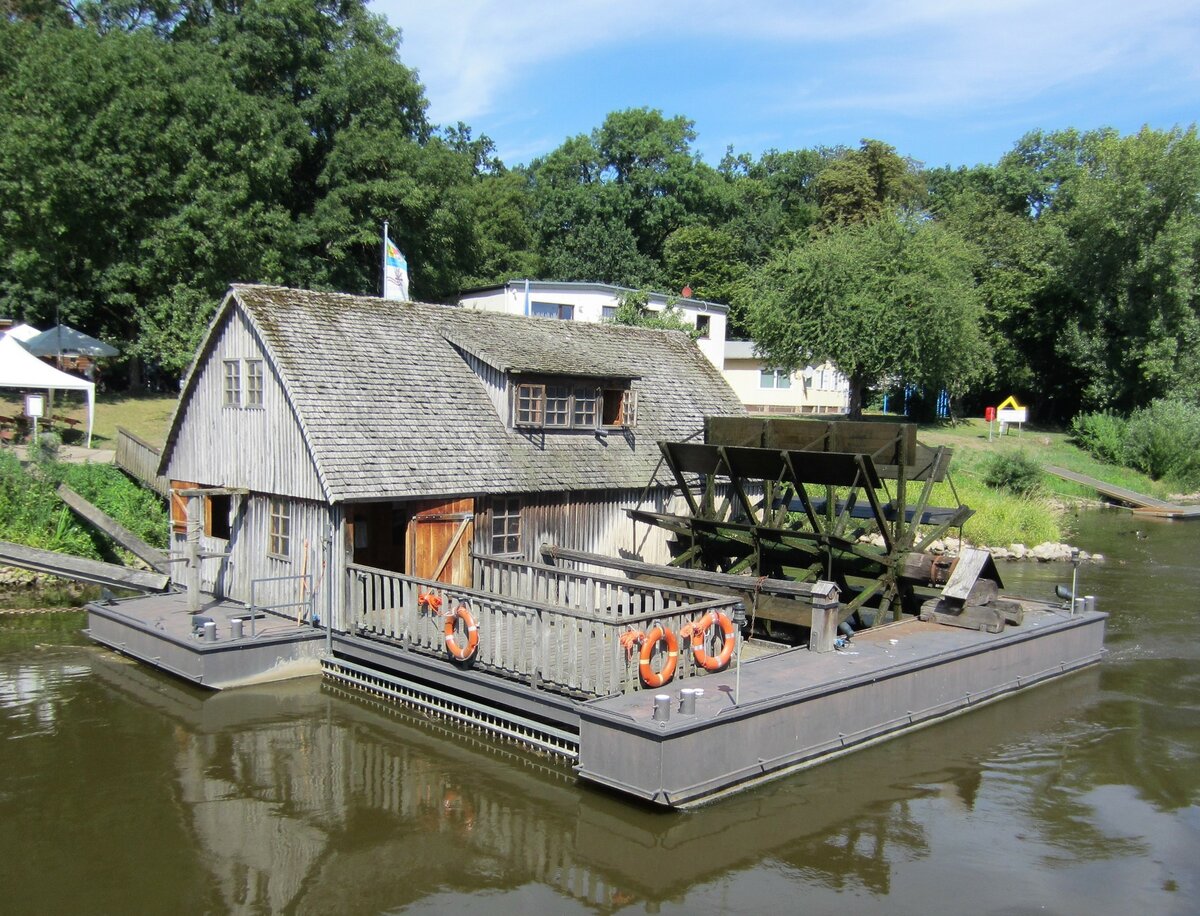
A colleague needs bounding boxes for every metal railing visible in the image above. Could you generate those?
[247,573,315,636]
[347,561,743,699]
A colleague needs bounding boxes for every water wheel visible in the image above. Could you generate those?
[632,416,978,629]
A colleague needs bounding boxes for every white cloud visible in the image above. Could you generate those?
[371,0,1200,154]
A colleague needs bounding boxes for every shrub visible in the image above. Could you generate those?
[1123,399,1200,488]
[0,453,168,558]
[28,430,62,465]
[1070,410,1128,465]
[983,450,1044,496]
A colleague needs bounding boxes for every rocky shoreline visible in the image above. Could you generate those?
[859,534,1103,563]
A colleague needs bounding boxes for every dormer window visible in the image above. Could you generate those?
[512,378,636,430]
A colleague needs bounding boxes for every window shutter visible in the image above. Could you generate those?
[621,389,637,427]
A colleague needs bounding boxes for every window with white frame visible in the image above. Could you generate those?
[268,497,290,558]
[531,301,574,320]
[759,368,792,389]
[245,360,264,407]
[223,360,241,406]
[491,496,521,553]
[601,305,618,320]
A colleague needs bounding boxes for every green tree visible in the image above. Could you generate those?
[0,1,485,375]
[745,215,988,416]
[814,139,924,226]
[980,126,1200,418]
[607,290,696,336]
[527,134,657,285]
[0,21,295,373]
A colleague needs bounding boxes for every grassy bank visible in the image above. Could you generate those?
[0,392,177,449]
[918,418,1174,548]
[0,450,168,562]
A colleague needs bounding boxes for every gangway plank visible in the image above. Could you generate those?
[56,484,170,573]
[1043,466,1200,518]
[0,540,169,592]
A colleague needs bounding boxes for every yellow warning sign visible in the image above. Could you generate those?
[997,395,1023,410]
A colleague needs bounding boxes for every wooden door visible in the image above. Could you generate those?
[407,497,475,587]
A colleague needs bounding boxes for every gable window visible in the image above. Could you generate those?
[268,498,290,558]
[544,385,571,427]
[223,360,241,406]
[513,379,635,430]
[696,314,711,339]
[491,496,521,553]
[573,386,598,427]
[532,301,574,320]
[245,360,264,408]
[760,369,792,390]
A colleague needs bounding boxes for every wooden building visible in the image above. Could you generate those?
[158,285,745,629]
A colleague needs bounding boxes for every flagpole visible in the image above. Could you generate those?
[382,220,388,298]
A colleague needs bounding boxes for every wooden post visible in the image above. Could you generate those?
[185,494,202,612]
[807,581,841,653]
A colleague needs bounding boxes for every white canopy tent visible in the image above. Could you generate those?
[2,323,42,343]
[0,333,94,447]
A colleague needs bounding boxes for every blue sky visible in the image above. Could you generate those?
[370,1,1198,171]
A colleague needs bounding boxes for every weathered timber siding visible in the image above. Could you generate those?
[165,308,325,502]
[171,494,334,623]
[456,346,509,420]
[114,428,169,497]
[475,487,678,568]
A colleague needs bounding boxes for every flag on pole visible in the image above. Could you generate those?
[383,231,410,301]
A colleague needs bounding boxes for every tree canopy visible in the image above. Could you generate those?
[745,216,989,417]
[0,4,1194,423]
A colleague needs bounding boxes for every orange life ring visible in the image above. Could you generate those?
[444,603,479,662]
[690,610,736,671]
[638,624,679,688]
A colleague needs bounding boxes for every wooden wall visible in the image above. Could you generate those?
[171,492,335,624]
[474,487,678,568]
[165,307,325,502]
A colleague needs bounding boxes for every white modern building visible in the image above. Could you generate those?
[457,281,849,416]
[458,280,727,370]
[723,341,850,415]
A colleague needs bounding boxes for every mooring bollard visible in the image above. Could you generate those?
[231,618,244,640]
[679,688,696,715]
[653,693,671,722]
[203,620,217,642]
[1073,597,1087,615]
[1085,595,1096,612]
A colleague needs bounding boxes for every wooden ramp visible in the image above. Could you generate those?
[114,427,169,497]
[0,540,169,592]
[56,484,170,573]
[1044,466,1200,518]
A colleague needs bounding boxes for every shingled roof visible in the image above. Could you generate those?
[171,285,744,503]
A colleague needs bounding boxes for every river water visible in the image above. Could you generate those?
[1,509,1197,915]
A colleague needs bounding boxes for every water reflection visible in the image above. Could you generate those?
[73,647,1114,913]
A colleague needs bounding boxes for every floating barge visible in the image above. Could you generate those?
[77,285,1106,807]
[85,551,1105,807]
